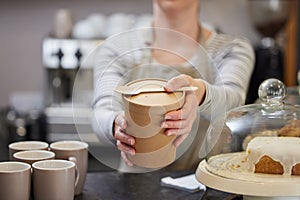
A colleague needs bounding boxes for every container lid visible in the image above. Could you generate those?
[220,78,300,153]
[124,79,185,107]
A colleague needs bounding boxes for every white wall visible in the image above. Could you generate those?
[201,0,260,43]
[0,0,260,107]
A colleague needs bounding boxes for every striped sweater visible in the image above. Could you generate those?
[92,28,255,146]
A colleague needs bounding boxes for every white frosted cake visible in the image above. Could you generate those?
[246,137,300,175]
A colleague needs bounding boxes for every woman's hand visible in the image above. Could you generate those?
[162,74,206,147]
[114,112,135,166]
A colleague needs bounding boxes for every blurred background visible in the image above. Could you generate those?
[0,0,299,170]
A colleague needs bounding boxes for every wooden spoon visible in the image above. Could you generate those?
[114,85,198,95]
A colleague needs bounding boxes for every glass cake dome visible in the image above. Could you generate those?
[196,78,300,200]
[208,78,300,157]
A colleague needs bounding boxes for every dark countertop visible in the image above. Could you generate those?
[74,169,242,200]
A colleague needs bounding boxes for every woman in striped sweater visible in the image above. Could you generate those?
[93,0,255,170]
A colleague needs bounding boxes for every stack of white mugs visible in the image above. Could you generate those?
[0,140,89,200]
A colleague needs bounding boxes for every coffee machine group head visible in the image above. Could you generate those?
[42,37,100,106]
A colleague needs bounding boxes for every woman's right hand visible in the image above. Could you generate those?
[114,111,135,166]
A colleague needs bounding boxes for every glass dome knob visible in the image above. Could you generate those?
[258,78,286,105]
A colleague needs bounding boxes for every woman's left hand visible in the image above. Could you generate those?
[162,74,206,147]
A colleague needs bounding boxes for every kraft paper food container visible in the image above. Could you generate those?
[123,78,185,138]
[127,136,176,169]
[129,126,176,168]
[122,78,185,168]
[133,129,176,153]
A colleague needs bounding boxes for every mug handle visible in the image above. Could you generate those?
[68,157,79,188]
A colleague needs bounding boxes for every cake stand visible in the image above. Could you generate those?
[195,152,300,200]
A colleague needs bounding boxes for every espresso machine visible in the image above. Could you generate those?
[42,37,100,143]
[42,37,100,105]
[246,0,292,104]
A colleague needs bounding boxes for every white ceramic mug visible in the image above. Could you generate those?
[0,161,31,200]
[32,159,79,200]
[9,141,49,160]
[50,140,88,195]
[13,150,55,165]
